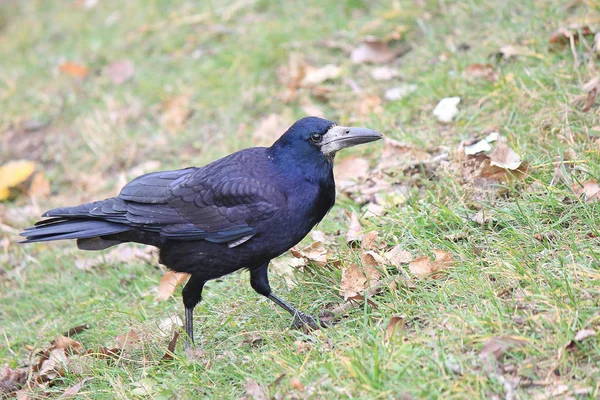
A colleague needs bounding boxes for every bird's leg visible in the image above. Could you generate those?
[249,263,325,330]
[181,275,206,348]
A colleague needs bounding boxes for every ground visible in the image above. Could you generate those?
[1,0,599,399]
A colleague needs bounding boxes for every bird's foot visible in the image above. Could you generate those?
[292,311,331,330]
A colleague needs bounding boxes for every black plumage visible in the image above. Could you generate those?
[21,116,382,345]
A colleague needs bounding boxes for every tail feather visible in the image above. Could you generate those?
[20,218,130,243]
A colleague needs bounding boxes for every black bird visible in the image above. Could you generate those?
[21,117,382,345]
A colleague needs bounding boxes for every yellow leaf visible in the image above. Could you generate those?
[0,160,36,200]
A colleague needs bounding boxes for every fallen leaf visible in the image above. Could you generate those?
[488,141,522,170]
[60,377,91,398]
[408,249,453,278]
[378,138,432,171]
[384,84,417,101]
[433,97,460,123]
[300,64,341,87]
[351,38,406,64]
[463,131,499,155]
[334,156,370,182]
[362,231,379,250]
[27,172,50,198]
[38,348,67,382]
[160,95,191,133]
[470,210,493,226]
[0,364,27,396]
[385,316,405,342]
[115,330,142,352]
[277,53,310,101]
[549,24,593,47]
[62,323,89,337]
[158,315,183,337]
[156,271,190,301]
[290,241,328,266]
[340,263,381,300]
[384,245,412,267]
[245,379,268,400]
[270,256,304,288]
[572,180,600,203]
[0,160,36,200]
[290,377,304,391]
[59,62,89,78]
[104,59,135,84]
[161,331,180,361]
[594,32,600,56]
[364,202,385,217]
[311,230,325,242]
[566,328,596,350]
[371,66,400,81]
[252,113,292,146]
[479,336,526,362]
[51,335,84,353]
[463,63,498,82]
[345,211,363,247]
[497,44,537,60]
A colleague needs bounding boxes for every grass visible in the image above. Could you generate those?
[1,0,600,398]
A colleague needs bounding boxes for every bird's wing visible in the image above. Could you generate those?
[118,165,285,244]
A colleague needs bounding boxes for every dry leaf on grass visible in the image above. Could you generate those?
[115,330,142,352]
[433,97,460,123]
[156,271,190,300]
[378,138,432,171]
[371,66,400,81]
[351,38,406,64]
[300,64,342,87]
[572,180,600,203]
[340,263,381,300]
[0,364,27,396]
[252,113,292,146]
[384,245,412,267]
[0,160,36,200]
[290,241,328,266]
[463,131,499,155]
[565,328,596,350]
[408,250,453,278]
[463,63,498,82]
[290,377,304,391]
[61,377,91,398]
[384,84,417,101]
[59,62,89,78]
[577,76,600,113]
[36,335,84,382]
[479,336,527,363]
[334,156,370,183]
[385,316,405,342]
[245,379,268,400]
[161,331,180,361]
[549,24,593,48]
[27,172,50,198]
[104,59,135,84]
[160,95,191,133]
[270,256,304,288]
[345,211,363,247]
[488,142,522,170]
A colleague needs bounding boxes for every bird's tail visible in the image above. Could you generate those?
[20,201,131,249]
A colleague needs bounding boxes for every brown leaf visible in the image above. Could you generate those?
[408,250,453,278]
[351,38,406,64]
[362,231,379,250]
[277,53,310,101]
[27,172,50,198]
[300,64,341,87]
[60,377,91,398]
[566,328,597,350]
[463,63,498,82]
[290,377,304,391]
[385,316,405,342]
[345,211,363,247]
[378,138,431,171]
[156,271,190,301]
[252,114,292,146]
[371,66,400,81]
[340,262,381,300]
[0,364,27,395]
[51,335,84,354]
[245,379,268,400]
[104,59,135,84]
[549,24,593,47]
[334,156,370,182]
[290,241,328,266]
[62,323,89,337]
[384,245,412,267]
[572,180,600,203]
[488,141,522,170]
[38,348,67,382]
[161,331,180,361]
[479,336,526,362]
[160,95,191,133]
[59,62,89,78]
[115,330,142,352]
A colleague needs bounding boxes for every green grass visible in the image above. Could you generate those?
[2,0,600,398]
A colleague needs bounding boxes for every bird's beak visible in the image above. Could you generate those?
[320,126,383,155]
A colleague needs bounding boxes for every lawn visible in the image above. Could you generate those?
[1,0,599,398]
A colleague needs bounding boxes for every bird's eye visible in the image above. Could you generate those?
[310,133,322,143]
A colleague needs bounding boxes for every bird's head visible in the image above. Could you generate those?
[270,117,382,161]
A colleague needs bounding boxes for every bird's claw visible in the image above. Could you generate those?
[292,311,330,330]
